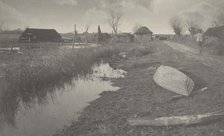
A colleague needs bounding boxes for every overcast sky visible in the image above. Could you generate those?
[0,0,224,34]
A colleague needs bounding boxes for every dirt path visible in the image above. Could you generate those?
[164,41,224,73]
[164,41,199,55]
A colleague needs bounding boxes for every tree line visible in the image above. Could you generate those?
[170,12,224,36]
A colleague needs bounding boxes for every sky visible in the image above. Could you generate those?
[0,0,224,34]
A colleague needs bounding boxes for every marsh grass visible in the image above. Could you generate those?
[0,43,155,125]
[3,47,117,92]
[0,45,121,125]
[2,43,153,90]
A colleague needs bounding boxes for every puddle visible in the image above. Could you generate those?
[0,63,126,136]
[60,43,101,49]
[93,63,127,78]
[0,47,20,51]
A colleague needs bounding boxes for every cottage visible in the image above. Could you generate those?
[134,26,153,43]
[117,33,134,43]
[19,28,62,42]
[204,26,224,40]
[153,34,174,40]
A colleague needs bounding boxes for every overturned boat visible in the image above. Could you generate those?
[153,65,194,96]
[128,111,224,127]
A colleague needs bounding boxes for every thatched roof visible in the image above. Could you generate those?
[134,26,153,35]
[19,28,61,42]
[204,26,224,39]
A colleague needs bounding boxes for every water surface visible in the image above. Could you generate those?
[0,63,126,136]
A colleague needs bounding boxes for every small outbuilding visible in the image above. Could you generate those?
[203,26,224,55]
[204,26,224,39]
[19,28,62,42]
[134,26,153,43]
[117,33,134,43]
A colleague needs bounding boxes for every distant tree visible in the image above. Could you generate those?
[108,9,123,37]
[170,16,183,36]
[186,20,201,36]
[213,12,224,27]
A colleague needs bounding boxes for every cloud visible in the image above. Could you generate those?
[0,0,37,29]
[99,0,153,10]
[53,0,78,6]
[80,7,109,32]
[84,7,107,21]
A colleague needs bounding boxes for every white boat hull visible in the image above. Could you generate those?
[153,65,194,96]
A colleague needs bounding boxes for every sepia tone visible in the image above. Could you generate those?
[0,0,224,136]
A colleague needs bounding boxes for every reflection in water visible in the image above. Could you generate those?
[0,63,126,136]
[93,63,127,78]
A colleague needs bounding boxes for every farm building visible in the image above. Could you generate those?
[134,26,153,43]
[19,28,62,42]
[203,26,224,55]
[204,26,224,39]
[117,33,134,43]
[153,34,174,40]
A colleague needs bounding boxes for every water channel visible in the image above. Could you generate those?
[0,63,126,136]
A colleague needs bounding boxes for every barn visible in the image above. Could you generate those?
[203,26,224,55]
[134,26,153,43]
[19,28,62,42]
[204,26,224,39]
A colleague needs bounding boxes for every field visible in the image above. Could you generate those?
[0,39,224,136]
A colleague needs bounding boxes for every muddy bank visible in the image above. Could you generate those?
[55,42,224,136]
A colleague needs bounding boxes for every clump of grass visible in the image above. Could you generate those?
[2,46,121,93]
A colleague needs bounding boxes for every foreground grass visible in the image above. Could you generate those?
[54,42,224,136]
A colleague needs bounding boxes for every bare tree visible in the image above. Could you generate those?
[84,22,91,44]
[213,13,224,27]
[186,20,201,36]
[170,16,183,36]
[108,9,123,37]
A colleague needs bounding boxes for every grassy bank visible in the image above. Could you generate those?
[54,41,224,136]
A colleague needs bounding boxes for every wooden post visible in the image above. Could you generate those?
[72,24,76,49]
[11,43,14,52]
